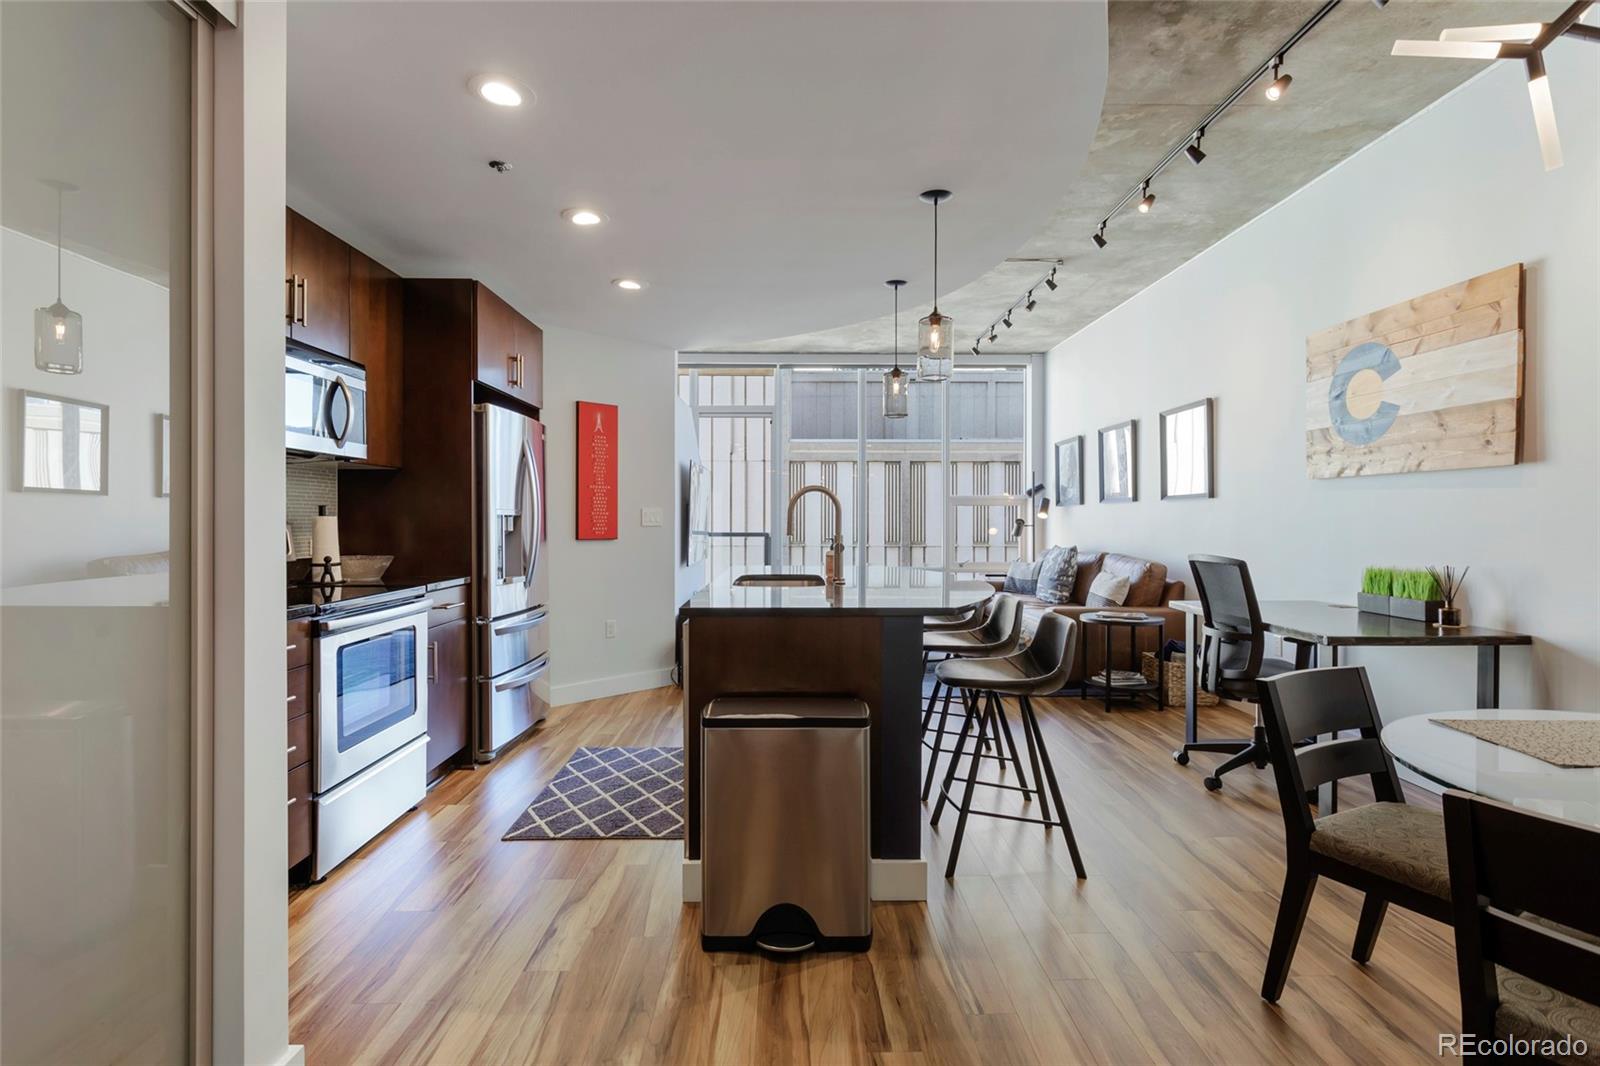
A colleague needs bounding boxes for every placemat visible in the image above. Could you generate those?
[1431,718,1600,768]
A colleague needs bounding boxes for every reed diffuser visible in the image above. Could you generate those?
[1427,565,1469,628]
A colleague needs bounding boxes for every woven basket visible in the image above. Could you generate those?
[1141,652,1218,707]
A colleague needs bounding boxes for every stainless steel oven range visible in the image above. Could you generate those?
[312,594,430,879]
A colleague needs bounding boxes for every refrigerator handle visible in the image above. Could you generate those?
[521,439,541,589]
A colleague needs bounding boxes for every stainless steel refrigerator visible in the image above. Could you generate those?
[473,401,550,760]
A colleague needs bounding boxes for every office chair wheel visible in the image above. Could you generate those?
[1173,749,1190,766]
[1203,775,1222,792]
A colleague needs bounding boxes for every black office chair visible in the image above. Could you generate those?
[1174,555,1295,791]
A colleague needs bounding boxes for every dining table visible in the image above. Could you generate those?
[1380,709,1600,828]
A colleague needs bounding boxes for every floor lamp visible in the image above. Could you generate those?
[1013,482,1051,562]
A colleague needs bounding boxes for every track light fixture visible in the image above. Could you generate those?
[1002,311,1013,328]
[970,344,981,357]
[1185,130,1207,165]
[1044,268,1058,291]
[988,326,998,343]
[1137,182,1155,213]
[1265,57,1293,100]
[1092,222,1108,249]
[971,260,1061,356]
[1025,291,1037,312]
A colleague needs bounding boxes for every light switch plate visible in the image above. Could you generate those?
[641,507,663,527]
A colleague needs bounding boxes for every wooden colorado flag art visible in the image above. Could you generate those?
[1305,264,1524,478]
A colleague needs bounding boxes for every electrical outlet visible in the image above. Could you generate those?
[604,619,617,639]
[641,507,663,527]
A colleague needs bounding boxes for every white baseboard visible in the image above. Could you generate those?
[680,858,928,903]
[270,1045,306,1066]
[551,667,674,707]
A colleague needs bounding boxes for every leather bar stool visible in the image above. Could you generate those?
[920,594,1024,799]
[930,612,1087,880]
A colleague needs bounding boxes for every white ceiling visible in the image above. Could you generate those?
[286,1,1108,351]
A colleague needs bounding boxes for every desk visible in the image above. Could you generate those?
[1382,710,1599,829]
[1171,600,1533,806]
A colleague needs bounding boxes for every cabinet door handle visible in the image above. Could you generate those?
[296,276,308,326]
[507,352,520,388]
[428,640,438,682]
[286,694,298,704]
[286,276,296,324]
[286,796,298,808]
[286,643,298,652]
[286,745,298,756]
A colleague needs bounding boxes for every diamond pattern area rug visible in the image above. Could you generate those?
[503,746,684,841]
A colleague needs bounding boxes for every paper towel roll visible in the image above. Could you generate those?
[311,513,342,583]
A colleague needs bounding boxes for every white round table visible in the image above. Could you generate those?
[1381,709,1600,828]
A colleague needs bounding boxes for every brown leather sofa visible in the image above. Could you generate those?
[1004,551,1187,687]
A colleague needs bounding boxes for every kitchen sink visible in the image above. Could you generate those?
[733,573,826,587]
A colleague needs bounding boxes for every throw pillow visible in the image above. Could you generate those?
[1001,557,1042,595]
[1034,545,1079,605]
[1085,570,1131,608]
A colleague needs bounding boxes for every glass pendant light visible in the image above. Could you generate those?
[881,279,908,419]
[916,189,954,382]
[34,181,83,375]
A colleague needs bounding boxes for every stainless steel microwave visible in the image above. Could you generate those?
[286,349,368,460]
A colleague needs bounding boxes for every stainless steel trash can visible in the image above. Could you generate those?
[701,696,871,953]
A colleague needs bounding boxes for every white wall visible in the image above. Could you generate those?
[1043,41,1599,721]
[542,325,677,705]
[1,228,171,586]
[212,3,299,1065]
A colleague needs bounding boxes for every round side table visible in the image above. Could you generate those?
[1079,612,1166,713]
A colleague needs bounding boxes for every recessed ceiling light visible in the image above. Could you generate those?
[469,74,531,108]
[612,278,645,291]
[562,208,605,227]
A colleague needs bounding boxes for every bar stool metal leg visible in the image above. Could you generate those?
[990,694,1032,797]
[929,690,976,825]
[1018,694,1051,822]
[1020,695,1086,878]
[921,683,957,801]
[943,692,995,878]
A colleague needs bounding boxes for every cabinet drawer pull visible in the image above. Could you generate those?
[286,695,298,704]
[286,643,298,652]
[432,602,464,611]
[286,796,298,808]
[287,745,298,756]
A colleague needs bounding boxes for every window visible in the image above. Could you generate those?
[679,364,1032,579]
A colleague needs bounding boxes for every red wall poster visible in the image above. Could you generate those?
[576,400,619,540]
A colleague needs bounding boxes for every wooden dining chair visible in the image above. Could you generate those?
[1255,666,1452,1003]
[1442,790,1600,1059]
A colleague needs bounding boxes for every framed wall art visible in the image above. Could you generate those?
[1098,419,1136,503]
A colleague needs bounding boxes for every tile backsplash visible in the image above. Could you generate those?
[286,462,337,559]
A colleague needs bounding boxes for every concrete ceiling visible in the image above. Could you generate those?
[721,0,1571,357]
[286,1,1108,351]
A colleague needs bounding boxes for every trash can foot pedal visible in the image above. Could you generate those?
[756,933,816,954]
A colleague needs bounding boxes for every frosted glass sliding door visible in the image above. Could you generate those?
[1,1,197,1061]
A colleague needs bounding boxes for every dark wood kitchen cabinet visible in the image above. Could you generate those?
[350,248,404,467]
[426,616,470,775]
[474,283,543,409]
[285,208,351,360]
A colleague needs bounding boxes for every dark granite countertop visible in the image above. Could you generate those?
[287,576,468,620]
[680,565,992,617]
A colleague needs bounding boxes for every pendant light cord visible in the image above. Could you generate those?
[55,185,63,301]
[892,284,900,371]
[931,197,939,312]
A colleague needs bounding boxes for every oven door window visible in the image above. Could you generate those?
[336,630,417,751]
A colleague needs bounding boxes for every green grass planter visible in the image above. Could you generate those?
[1358,567,1443,623]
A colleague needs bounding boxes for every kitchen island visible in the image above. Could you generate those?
[679,565,992,902]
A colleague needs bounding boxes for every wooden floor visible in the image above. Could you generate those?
[288,686,1458,1065]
